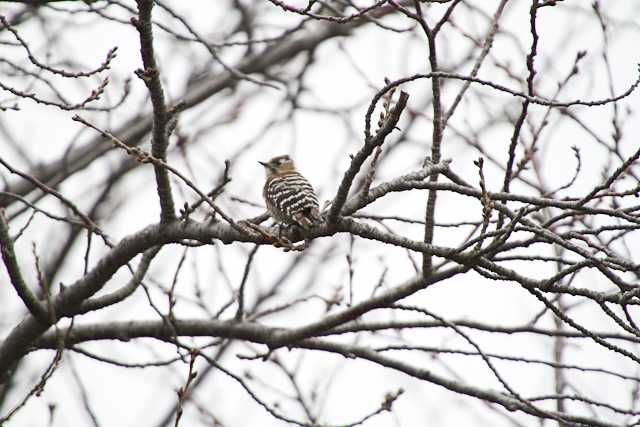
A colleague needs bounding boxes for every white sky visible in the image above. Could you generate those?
[1,1,640,426]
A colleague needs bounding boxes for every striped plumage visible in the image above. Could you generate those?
[260,155,321,230]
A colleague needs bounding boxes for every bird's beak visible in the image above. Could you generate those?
[258,161,267,167]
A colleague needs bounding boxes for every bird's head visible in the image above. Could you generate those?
[259,155,295,176]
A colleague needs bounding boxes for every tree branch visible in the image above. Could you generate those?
[0,209,48,323]
[132,0,176,223]
[328,91,409,223]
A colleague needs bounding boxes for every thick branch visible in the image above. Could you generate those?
[133,0,176,223]
[328,91,409,223]
[33,319,619,427]
[0,210,48,323]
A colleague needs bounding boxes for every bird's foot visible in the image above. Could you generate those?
[242,221,305,252]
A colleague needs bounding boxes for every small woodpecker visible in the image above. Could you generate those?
[259,155,322,230]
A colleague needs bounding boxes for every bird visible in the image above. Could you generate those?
[259,155,322,231]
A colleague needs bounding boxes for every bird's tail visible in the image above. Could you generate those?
[294,207,322,230]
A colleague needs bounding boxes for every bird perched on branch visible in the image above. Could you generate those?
[259,155,322,231]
